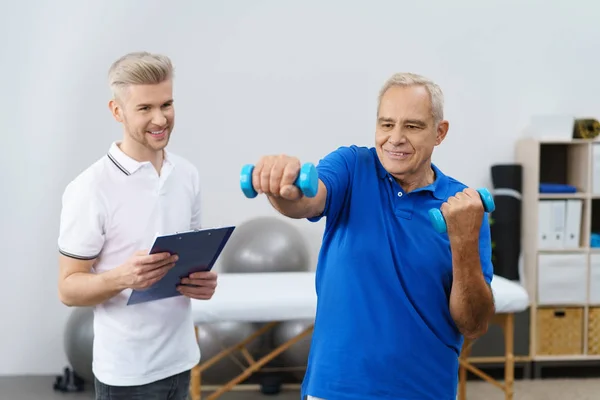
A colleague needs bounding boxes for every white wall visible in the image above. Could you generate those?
[2,0,599,376]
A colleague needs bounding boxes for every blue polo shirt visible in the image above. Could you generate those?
[301,145,494,400]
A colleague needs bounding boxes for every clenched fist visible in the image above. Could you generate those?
[440,187,485,242]
[251,154,303,200]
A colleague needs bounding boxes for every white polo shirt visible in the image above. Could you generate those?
[58,141,202,386]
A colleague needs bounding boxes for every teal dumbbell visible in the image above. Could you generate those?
[428,188,495,234]
[240,163,319,199]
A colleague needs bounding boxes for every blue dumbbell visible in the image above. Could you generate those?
[240,163,319,199]
[428,188,495,234]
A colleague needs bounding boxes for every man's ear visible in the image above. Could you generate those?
[108,99,124,123]
[435,120,449,146]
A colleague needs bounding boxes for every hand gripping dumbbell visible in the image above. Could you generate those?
[428,188,495,234]
[240,163,319,199]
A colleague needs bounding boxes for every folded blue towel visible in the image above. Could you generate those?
[539,183,577,193]
[591,233,600,248]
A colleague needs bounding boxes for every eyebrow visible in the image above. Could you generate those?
[404,119,427,127]
[377,117,427,127]
[136,99,174,108]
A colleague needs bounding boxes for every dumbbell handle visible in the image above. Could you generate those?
[240,163,319,199]
[428,188,495,234]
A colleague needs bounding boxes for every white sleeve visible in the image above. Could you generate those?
[190,167,202,230]
[57,180,106,260]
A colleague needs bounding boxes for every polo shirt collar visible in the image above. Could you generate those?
[374,149,448,200]
[107,141,172,176]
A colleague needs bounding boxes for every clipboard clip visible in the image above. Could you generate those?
[174,229,212,236]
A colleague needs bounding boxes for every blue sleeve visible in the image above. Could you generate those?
[479,213,494,285]
[307,146,357,224]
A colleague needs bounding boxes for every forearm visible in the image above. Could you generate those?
[267,180,327,219]
[448,238,495,339]
[268,196,320,219]
[59,269,125,307]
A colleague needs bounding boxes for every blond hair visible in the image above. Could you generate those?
[108,51,174,100]
[378,72,444,123]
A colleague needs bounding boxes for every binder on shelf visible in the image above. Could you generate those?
[538,200,567,249]
[549,200,566,248]
[563,199,582,248]
[538,200,552,249]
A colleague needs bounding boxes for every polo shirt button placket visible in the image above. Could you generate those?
[153,171,161,196]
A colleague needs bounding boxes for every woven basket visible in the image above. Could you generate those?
[588,307,600,355]
[536,307,583,355]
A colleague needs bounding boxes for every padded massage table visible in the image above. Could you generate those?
[188,272,529,400]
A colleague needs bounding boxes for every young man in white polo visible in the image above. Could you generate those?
[57,51,216,400]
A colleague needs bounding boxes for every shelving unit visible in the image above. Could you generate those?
[516,138,600,363]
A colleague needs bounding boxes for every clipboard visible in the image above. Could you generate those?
[127,225,235,306]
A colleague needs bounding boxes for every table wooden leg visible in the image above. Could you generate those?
[503,314,514,400]
[205,325,313,399]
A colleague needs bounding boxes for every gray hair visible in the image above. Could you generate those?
[377,72,444,124]
[108,51,174,100]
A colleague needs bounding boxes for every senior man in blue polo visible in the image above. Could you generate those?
[248,72,495,400]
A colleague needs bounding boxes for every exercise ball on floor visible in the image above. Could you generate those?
[220,216,310,273]
[196,321,262,385]
[64,307,95,382]
[272,319,313,381]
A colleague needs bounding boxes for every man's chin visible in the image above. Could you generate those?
[145,138,170,152]
[383,160,409,175]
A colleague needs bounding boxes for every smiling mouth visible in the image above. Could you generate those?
[385,150,411,159]
[147,128,168,137]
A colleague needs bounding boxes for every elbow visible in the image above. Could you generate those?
[460,309,495,340]
[58,282,79,307]
[58,289,75,307]
[461,323,489,340]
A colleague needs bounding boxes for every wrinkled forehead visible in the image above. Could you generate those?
[377,85,433,122]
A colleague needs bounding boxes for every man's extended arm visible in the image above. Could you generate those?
[253,146,357,222]
[448,237,495,339]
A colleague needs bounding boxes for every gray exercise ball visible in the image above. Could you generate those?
[220,216,310,273]
[272,319,313,381]
[64,307,95,382]
[196,321,262,384]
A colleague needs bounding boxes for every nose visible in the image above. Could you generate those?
[388,127,407,146]
[152,110,167,126]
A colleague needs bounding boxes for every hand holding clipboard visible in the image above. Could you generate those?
[127,225,235,306]
[114,250,180,291]
[176,270,218,300]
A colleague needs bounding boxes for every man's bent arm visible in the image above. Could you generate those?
[58,255,125,307]
[448,238,495,339]
[268,180,328,219]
